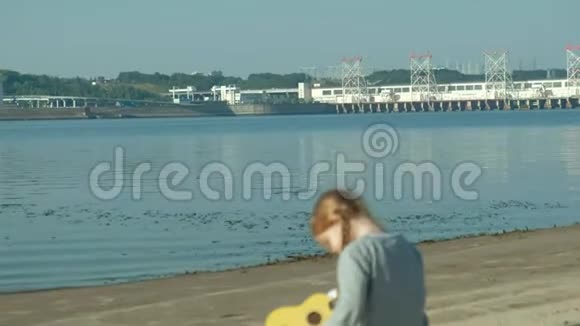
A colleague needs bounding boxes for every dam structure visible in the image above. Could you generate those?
[169,47,580,113]
[319,48,580,113]
[3,47,580,115]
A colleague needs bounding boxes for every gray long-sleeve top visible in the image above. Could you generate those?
[325,233,428,326]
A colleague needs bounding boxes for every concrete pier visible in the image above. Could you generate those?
[332,97,578,114]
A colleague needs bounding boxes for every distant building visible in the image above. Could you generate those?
[90,76,108,86]
[213,85,241,105]
[298,82,312,102]
[0,78,4,107]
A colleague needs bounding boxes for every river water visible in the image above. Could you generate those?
[1,110,580,292]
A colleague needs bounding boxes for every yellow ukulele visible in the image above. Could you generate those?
[265,289,338,326]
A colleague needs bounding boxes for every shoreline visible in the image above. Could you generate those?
[0,225,569,296]
[0,105,578,122]
[0,106,210,121]
[0,103,338,121]
[2,224,580,325]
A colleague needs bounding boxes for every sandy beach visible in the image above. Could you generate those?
[1,225,579,326]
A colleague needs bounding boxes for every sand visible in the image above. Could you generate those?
[1,225,580,326]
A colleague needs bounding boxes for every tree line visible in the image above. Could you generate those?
[1,68,567,101]
[366,69,567,85]
[0,70,163,101]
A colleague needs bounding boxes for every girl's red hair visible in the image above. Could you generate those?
[311,190,371,246]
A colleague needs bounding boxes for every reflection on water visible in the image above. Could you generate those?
[1,111,580,292]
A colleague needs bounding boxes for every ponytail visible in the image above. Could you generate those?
[338,208,352,250]
[311,189,371,249]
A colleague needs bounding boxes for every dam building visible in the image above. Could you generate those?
[169,85,302,105]
[310,79,577,107]
[167,78,579,111]
[4,78,579,111]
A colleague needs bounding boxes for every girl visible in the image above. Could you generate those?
[311,190,428,326]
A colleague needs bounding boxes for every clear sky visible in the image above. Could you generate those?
[1,0,579,78]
